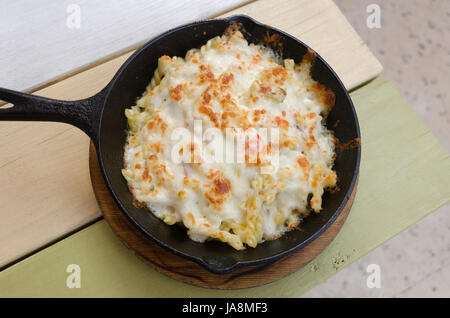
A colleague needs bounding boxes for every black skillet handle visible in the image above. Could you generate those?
[0,87,105,144]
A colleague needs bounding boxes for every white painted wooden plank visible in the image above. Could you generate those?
[0,0,248,92]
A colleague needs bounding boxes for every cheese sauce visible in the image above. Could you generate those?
[122,31,337,250]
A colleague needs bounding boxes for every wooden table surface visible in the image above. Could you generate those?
[1,0,448,296]
[0,0,247,92]
[0,0,382,269]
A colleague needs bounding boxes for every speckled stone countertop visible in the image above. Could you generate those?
[305,0,450,297]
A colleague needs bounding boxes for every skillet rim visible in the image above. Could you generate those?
[96,14,361,274]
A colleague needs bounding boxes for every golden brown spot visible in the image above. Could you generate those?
[202,92,211,105]
[198,65,217,84]
[263,32,283,50]
[199,105,219,126]
[142,167,151,181]
[205,192,225,207]
[297,157,308,168]
[220,73,234,85]
[214,178,230,195]
[252,54,263,64]
[155,164,172,180]
[288,221,300,231]
[274,116,290,129]
[262,69,272,80]
[309,83,336,109]
[306,122,317,149]
[150,142,161,153]
[252,109,267,123]
[297,157,310,179]
[207,169,220,180]
[223,22,243,37]
[258,85,271,94]
[303,48,316,63]
[187,212,195,225]
[272,66,285,76]
[222,111,237,120]
[147,121,154,130]
[170,84,186,101]
[204,172,231,209]
[322,89,336,108]
[220,93,236,109]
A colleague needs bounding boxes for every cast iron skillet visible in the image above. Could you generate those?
[0,15,360,274]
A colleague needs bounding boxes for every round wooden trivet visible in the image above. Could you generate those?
[88,143,357,289]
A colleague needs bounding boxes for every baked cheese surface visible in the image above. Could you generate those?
[122,31,337,250]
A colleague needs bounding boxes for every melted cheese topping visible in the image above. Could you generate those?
[122,31,337,250]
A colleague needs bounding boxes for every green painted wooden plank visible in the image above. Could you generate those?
[1,78,449,297]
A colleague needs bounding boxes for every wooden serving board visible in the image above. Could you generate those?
[89,144,357,289]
